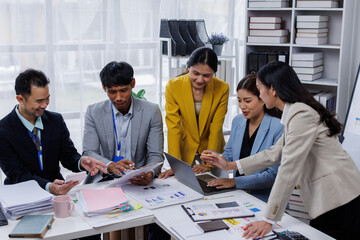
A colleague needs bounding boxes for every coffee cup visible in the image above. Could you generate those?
[52,195,74,218]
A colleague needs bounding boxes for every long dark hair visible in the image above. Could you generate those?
[178,47,218,76]
[257,61,341,136]
[237,74,282,119]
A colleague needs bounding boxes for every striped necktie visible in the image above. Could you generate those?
[32,127,41,151]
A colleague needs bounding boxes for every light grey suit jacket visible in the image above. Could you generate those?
[239,102,360,221]
[82,97,164,175]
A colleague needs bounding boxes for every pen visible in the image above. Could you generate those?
[203,194,234,200]
[201,153,223,157]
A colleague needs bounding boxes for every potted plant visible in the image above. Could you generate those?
[132,89,147,100]
[209,33,229,56]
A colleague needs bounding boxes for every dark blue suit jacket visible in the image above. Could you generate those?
[0,107,81,189]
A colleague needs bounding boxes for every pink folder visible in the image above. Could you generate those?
[81,187,128,212]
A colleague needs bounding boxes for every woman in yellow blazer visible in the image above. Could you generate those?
[203,61,360,239]
[159,47,229,178]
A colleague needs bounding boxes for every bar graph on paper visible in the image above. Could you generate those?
[121,177,203,209]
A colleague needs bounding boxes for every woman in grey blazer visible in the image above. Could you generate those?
[202,61,360,239]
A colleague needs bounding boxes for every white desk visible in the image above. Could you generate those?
[0,182,154,240]
[153,191,334,240]
[0,180,334,240]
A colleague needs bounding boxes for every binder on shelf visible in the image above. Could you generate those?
[277,51,288,62]
[168,20,186,56]
[248,53,259,74]
[314,91,325,102]
[258,53,268,71]
[247,50,289,74]
[187,19,211,49]
[319,92,336,113]
[178,20,197,55]
[159,19,175,56]
[160,19,211,56]
[195,19,211,48]
[267,52,277,63]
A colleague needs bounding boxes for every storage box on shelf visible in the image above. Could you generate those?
[245,0,354,123]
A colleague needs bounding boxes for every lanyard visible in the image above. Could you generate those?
[28,129,43,171]
[111,105,121,156]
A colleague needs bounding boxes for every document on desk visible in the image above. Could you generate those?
[74,198,153,228]
[182,201,254,222]
[107,162,163,188]
[121,177,203,209]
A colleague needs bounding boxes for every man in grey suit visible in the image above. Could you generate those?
[83,61,169,240]
[82,61,164,185]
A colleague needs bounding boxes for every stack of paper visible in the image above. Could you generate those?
[77,187,132,217]
[0,180,53,220]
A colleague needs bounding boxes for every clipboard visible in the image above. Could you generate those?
[181,201,255,222]
[9,215,54,238]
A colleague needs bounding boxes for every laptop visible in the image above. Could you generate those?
[164,152,236,196]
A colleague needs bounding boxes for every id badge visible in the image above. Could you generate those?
[113,155,124,163]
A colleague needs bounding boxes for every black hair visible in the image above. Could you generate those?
[257,61,341,136]
[186,47,218,73]
[15,69,49,98]
[237,74,282,119]
[100,61,134,88]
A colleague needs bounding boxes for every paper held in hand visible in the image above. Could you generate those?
[107,162,163,187]
[65,171,87,183]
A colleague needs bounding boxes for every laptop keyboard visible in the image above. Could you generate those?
[197,178,224,193]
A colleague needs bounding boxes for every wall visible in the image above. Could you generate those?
[349,1,360,102]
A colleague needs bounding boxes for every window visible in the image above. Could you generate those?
[0,0,245,153]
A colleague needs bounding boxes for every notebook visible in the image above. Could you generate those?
[164,153,235,196]
[9,215,54,238]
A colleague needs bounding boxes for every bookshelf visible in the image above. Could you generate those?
[244,0,355,123]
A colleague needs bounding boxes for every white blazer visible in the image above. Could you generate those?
[239,102,360,221]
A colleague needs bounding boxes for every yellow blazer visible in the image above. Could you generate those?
[165,74,229,165]
[239,103,360,221]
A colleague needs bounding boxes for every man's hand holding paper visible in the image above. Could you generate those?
[107,159,136,175]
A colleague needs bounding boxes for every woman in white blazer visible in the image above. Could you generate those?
[202,61,360,239]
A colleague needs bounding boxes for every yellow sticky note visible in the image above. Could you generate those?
[225,218,240,225]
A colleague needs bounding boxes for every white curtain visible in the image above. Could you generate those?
[0,0,245,152]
